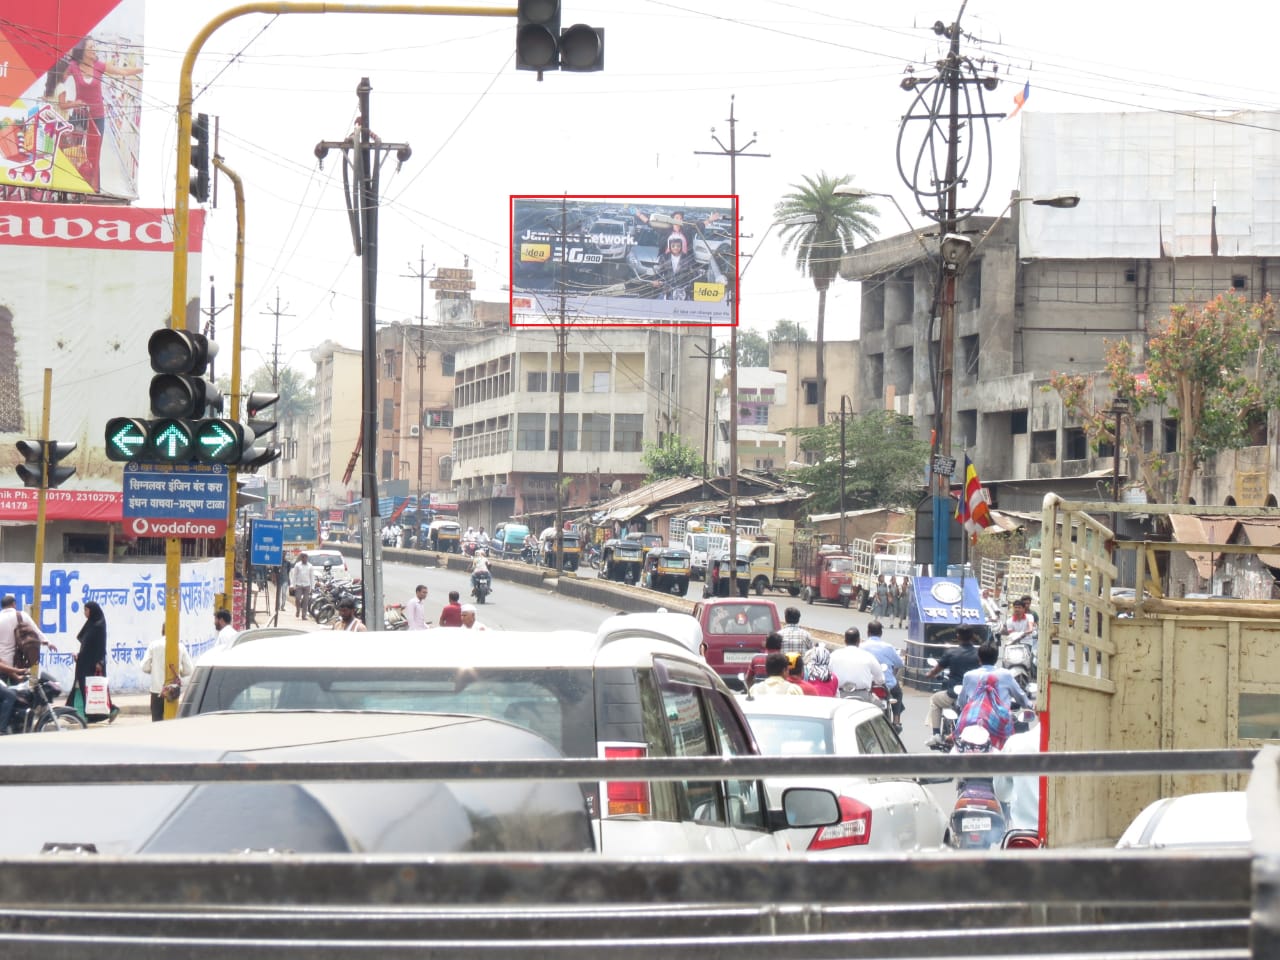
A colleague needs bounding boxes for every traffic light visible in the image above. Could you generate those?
[193,418,248,465]
[241,391,281,472]
[515,1,604,74]
[15,440,76,488]
[147,418,195,463]
[104,417,149,462]
[516,0,560,72]
[148,328,221,418]
[190,112,210,203]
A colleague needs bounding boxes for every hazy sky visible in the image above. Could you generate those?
[131,0,1278,380]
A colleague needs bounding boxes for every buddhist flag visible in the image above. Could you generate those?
[954,454,993,538]
[1008,80,1030,119]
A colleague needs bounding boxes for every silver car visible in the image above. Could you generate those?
[742,695,949,853]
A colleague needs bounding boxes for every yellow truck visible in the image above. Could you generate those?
[736,518,806,596]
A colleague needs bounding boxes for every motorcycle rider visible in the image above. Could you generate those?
[955,641,1026,725]
[862,620,905,731]
[471,549,492,598]
[828,627,885,694]
[925,625,982,748]
[1002,597,1036,641]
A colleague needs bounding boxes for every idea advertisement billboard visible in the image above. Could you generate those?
[0,0,146,200]
[0,200,206,521]
[510,195,737,327]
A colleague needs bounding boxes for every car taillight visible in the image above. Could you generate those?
[604,745,650,816]
[807,795,871,850]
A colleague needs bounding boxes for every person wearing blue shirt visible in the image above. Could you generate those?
[861,620,905,731]
[956,642,1027,717]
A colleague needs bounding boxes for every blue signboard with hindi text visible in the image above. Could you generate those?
[249,519,285,567]
[121,463,230,521]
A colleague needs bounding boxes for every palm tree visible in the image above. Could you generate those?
[775,173,878,426]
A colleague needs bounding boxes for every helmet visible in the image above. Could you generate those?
[956,724,993,752]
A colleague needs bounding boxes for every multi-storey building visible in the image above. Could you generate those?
[450,327,708,530]
[307,340,363,511]
[841,110,1280,513]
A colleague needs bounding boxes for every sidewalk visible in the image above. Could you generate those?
[115,611,329,717]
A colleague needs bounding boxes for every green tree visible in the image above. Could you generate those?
[775,172,878,426]
[786,409,926,512]
[737,329,769,367]
[642,434,703,482]
[1049,291,1280,502]
[768,320,809,344]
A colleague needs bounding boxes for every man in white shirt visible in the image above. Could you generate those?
[141,630,194,722]
[751,653,804,697]
[460,603,487,631]
[827,626,885,692]
[0,594,46,672]
[289,553,315,620]
[207,608,237,657]
[406,584,430,630]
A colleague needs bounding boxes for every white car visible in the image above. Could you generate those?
[1116,791,1249,849]
[741,695,949,854]
[180,613,837,857]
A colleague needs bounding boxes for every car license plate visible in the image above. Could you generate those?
[723,651,756,664]
[961,816,992,833]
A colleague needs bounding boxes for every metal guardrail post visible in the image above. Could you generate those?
[1252,744,1280,959]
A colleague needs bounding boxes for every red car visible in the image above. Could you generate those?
[692,597,781,678]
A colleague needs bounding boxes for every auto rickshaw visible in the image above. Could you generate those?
[624,531,664,564]
[540,527,581,572]
[799,547,856,608]
[428,519,461,554]
[643,547,691,595]
[901,576,994,690]
[598,538,644,583]
[703,553,752,598]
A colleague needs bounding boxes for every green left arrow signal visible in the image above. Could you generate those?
[104,418,148,462]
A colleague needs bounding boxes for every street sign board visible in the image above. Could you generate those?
[249,518,285,567]
[930,454,957,478]
[272,506,320,547]
[122,463,230,520]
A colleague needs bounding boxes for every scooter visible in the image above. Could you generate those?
[471,570,492,605]
[947,725,1007,850]
[999,631,1038,699]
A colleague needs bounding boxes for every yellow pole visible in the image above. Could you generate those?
[213,156,245,616]
[29,369,51,680]
[167,2,517,716]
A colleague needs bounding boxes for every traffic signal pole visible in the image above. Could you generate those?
[29,369,51,674]
[211,155,245,641]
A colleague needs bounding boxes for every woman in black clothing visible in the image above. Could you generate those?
[68,600,116,722]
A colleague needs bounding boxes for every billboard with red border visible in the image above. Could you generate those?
[511,195,738,327]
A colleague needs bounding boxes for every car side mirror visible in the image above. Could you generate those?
[775,786,840,830]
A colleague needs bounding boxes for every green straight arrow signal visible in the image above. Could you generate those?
[109,422,146,458]
[154,423,190,460]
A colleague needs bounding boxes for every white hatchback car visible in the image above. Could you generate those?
[741,695,949,854]
[1116,791,1249,849]
[181,613,837,856]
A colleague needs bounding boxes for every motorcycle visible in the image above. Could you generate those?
[837,682,892,725]
[384,603,409,631]
[584,543,602,570]
[5,673,86,734]
[471,570,492,605]
[947,724,1007,849]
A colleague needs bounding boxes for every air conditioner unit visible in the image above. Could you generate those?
[409,425,420,437]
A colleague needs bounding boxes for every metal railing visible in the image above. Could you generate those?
[0,746,1273,958]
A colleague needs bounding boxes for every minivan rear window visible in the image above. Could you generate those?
[193,667,596,755]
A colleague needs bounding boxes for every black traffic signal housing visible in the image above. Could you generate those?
[193,418,248,465]
[190,112,210,203]
[15,440,76,488]
[241,391,281,472]
[148,328,222,419]
[146,418,196,463]
[516,1,604,75]
[104,417,150,462]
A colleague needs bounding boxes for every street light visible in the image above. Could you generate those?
[827,395,854,550]
[834,186,935,262]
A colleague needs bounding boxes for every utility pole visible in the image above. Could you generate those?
[315,77,411,628]
[695,95,768,595]
[258,289,292,506]
[554,197,568,575]
[896,2,998,576]
[402,248,434,539]
[201,275,230,382]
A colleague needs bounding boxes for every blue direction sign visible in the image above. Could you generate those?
[249,518,285,566]
[272,506,320,546]
[122,463,230,520]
